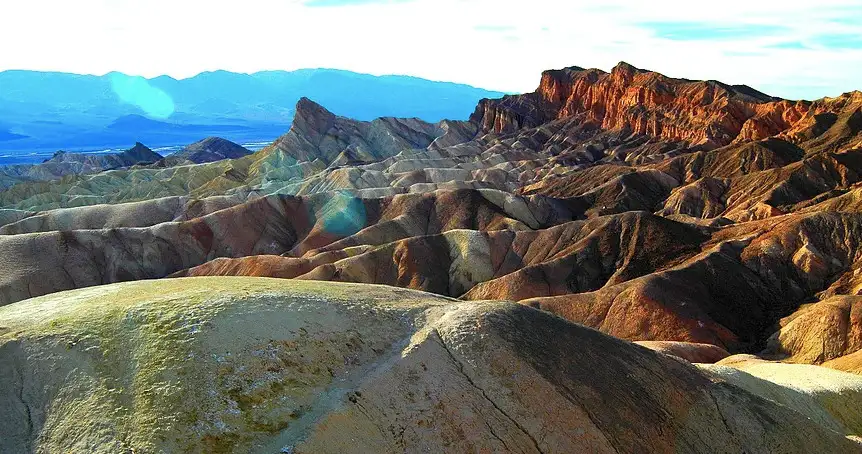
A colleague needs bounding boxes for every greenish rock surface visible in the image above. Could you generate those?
[1,277,861,453]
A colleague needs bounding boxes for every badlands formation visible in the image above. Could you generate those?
[3,62,862,452]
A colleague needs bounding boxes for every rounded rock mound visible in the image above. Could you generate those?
[0,277,860,453]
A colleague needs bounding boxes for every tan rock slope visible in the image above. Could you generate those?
[1,62,862,391]
[0,190,574,305]
[1,278,860,453]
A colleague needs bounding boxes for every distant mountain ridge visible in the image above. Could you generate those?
[159,137,252,166]
[0,142,163,189]
[0,68,506,152]
[46,142,163,167]
[6,62,862,454]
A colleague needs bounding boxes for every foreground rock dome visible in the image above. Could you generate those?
[1,277,860,453]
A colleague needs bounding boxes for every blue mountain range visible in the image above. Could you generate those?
[0,69,505,152]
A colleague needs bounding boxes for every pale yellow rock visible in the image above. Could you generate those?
[707,355,862,435]
[1,278,860,453]
[444,229,495,295]
[764,296,862,365]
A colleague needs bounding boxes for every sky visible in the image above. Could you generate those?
[1,0,861,100]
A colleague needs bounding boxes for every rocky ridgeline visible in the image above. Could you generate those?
[2,63,862,452]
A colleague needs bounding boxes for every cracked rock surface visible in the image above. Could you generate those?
[0,277,860,453]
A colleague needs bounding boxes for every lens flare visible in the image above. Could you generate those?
[109,73,175,119]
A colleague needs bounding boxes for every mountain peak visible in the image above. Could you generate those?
[129,142,151,152]
[292,97,337,139]
[612,61,641,72]
[39,142,161,169]
[120,142,162,163]
[611,61,644,81]
[295,97,335,117]
[162,137,250,165]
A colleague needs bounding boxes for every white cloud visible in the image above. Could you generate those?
[0,0,860,99]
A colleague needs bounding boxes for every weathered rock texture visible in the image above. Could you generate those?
[5,64,862,453]
[1,62,862,389]
[1,278,860,453]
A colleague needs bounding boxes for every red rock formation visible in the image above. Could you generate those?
[472,62,812,150]
[6,62,862,375]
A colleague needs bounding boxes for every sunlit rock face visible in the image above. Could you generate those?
[471,62,811,149]
[2,278,861,453]
[3,63,862,453]
[2,68,862,342]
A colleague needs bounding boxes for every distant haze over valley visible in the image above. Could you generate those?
[5,0,862,450]
[0,68,505,157]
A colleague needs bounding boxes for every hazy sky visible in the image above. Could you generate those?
[1,0,861,100]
